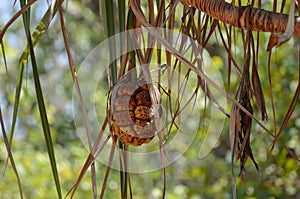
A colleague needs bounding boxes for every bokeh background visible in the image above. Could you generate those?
[0,0,299,198]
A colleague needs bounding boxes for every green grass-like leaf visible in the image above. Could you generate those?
[10,0,59,144]
[0,39,8,73]
[104,0,128,198]
[19,0,62,198]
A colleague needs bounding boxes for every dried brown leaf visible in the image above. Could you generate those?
[252,61,268,120]
[267,33,279,51]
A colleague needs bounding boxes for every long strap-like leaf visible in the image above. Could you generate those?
[20,0,62,198]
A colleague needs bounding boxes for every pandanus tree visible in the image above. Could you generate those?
[0,0,299,198]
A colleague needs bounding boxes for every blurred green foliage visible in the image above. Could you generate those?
[0,0,299,199]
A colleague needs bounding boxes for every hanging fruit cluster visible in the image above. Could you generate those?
[110,80,161,146]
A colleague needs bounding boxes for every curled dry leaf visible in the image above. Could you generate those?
[267,33,279,51]
[229,104,240,199]
[252,61,268,120]
[230,37,259,184]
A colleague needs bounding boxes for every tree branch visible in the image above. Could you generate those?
[180,0,300,36]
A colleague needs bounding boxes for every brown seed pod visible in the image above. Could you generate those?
[110,79,161,146]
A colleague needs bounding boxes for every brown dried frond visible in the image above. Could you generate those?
[231,31,259,183]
